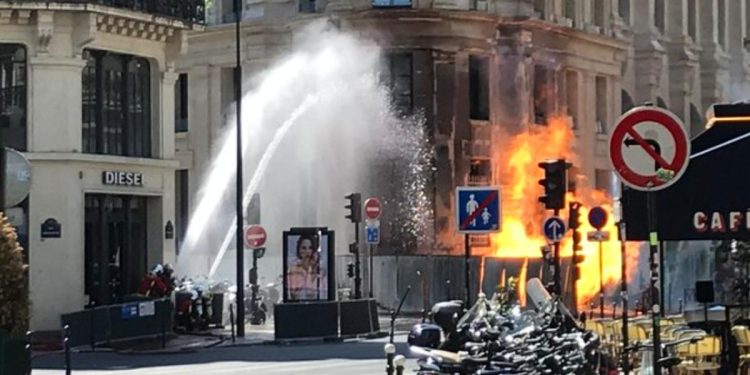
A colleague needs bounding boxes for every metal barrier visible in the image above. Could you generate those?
[0,329,31,375]
[61,298,173,348]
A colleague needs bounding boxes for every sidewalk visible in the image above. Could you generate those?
[33,313,422,356]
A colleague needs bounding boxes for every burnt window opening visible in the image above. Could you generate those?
[565,70,579,129]
[0,44,26,151]
[534,65,551,125]
[175,73,188,133]
[469,55,489,121]
[595,76,607,134]
[82,49,151,157]
[469,159,491,185]
[382,53,413,115]
[564,0,576,20]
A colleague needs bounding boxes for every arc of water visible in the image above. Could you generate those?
[208,93,322,278]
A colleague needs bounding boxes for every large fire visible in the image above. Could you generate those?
[489,117,641,309]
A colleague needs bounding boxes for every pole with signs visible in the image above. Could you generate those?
[609,105,690,374]
[364,198,381,299]
[456,187,501,306]
[588,206,608,319]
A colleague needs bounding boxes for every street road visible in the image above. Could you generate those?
[33,336,414,375]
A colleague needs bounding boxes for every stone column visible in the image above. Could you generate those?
[664,0,698,123]
[160,70,179,159]
[727,0,750,87]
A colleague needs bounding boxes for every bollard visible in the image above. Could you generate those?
[230,303,236,344]
[88,303,96,351]
[25,331,32,375]
[384,343,395,375]
[161,302,167,349]
[63,325,71,375]
[394,354,405,375]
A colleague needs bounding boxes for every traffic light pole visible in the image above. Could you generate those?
[354,221,362,299]
[464,234,471,307]
[618,218,630,375]
[553,209,561,297]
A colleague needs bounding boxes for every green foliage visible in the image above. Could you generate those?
[0,213,29,336]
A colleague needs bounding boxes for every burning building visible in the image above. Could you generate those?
[175,0,749,311]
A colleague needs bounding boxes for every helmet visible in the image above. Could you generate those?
[152,264,163,275]
[407,323,442,348]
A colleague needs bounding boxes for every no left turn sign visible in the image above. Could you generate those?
[609,106,690,191]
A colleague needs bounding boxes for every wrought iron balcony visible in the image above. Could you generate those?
[12,0,206,24]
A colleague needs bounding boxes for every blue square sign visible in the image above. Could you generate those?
[121,303,139,320]
[366,225,380,245]
[456,186,502,234]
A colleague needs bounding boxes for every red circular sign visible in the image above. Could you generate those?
[244,225,267,249]
[364,197,381,220]
[609,107,690,191]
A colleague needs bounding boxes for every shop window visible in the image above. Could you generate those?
[595,76,607,134]
[0,44,26,151]
[82,49,151,157]
[175,73,188,133]
[469,55,489,121]
[382,53,413,115]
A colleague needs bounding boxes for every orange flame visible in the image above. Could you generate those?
[490,117,640,309]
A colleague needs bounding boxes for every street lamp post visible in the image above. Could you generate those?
[234,0,245,338]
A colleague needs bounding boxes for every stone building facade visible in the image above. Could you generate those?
[0,1,202,330]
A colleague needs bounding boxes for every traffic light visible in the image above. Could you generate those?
[537,159,571,210]
[347,263,355,278]
[348,242,358,254]
[345,193,362,223]
[568,202,582,230]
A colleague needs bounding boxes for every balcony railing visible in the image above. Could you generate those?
[13,0,206,24]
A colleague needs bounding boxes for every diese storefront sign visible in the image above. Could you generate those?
[102,171,143,187]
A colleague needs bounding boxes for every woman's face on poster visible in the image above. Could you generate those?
[298,238,314,260]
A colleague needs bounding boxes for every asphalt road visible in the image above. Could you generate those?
[32,335,415,375]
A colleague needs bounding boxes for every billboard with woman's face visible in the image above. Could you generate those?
[283,228,335,302]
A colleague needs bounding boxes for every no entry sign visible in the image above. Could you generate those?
[364,197,381,220]
[244,225,267,249]
[609,106,690,191]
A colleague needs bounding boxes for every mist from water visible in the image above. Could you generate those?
[176,21,433,284]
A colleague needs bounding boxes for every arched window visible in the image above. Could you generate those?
[0,44,26,151]
[619,0,631,25]
[82,49,151,157]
